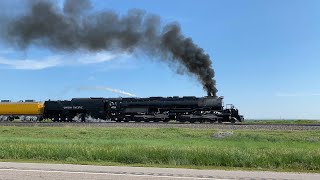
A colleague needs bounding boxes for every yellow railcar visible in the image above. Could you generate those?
[0,102,44,115]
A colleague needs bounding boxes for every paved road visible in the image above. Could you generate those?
[0,162,319,180]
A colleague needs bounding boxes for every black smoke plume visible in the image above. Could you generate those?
[1,0,217,96]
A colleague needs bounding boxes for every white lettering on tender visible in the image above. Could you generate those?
[63,106,83,110]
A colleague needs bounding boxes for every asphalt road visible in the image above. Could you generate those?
[0,162,319,180]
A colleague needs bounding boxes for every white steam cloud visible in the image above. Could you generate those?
[78,86,137,97]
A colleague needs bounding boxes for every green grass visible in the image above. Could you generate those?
[0,126,319,172]
[246,119,320,124]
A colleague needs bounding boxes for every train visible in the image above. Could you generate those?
[0,96,244,123]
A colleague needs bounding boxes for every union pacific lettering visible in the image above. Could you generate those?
[63,106,83,110]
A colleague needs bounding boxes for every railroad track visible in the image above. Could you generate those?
[0,121,320,130]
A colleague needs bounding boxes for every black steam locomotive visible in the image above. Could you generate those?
[43,96,244,123]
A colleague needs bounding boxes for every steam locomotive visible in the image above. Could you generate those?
[0,96,243,123]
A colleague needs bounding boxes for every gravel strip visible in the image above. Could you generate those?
[0,122,320,130]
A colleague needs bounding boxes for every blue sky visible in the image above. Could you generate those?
[0,0,320,119]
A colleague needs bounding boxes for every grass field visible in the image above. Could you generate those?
[0,126,319,172]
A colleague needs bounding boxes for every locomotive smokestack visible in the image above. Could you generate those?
[0,0,217,96]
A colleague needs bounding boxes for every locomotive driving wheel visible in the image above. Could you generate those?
[230,117,237,124]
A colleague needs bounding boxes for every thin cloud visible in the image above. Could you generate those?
[77,52,119,64]
[0,49,14,54]
[276,93,320,97]
[0,51,130,70]
[0,56,62,70]
[87,76,96,81]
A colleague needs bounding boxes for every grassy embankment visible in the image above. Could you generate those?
[0,126,319,172]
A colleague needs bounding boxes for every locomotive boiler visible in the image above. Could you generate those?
[109,96,242,123]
